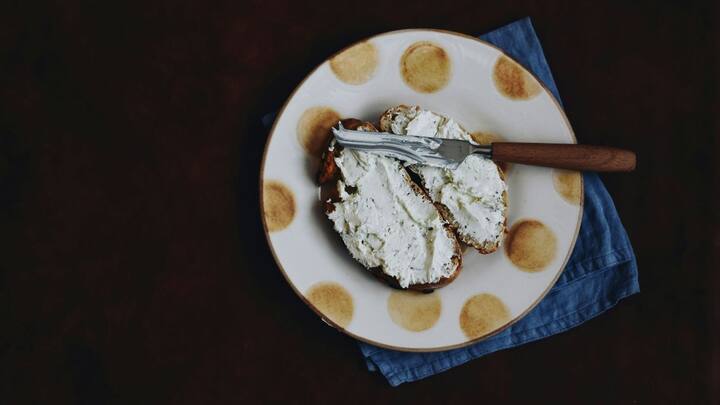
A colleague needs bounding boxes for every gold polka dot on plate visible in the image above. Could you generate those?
[505,219,557,272]
[297,106,341,157]
[492,55,541,100]
[263,180,296,232]
[553,169,582,205]
[387,290,441,332]
[460,293,510,339]
[306,282,354,328]
[470,131,510,174]
[330,42,378,85]
[400,41,451,93]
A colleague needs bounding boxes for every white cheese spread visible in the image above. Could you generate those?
[327,145,458,288]
[389,107,507,247]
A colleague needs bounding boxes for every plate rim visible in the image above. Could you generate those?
[258,28,584,352]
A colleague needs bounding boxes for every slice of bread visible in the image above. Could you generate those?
[318,119,462,291]
[380,106,508,253]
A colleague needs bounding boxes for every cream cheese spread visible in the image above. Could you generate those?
[388,107,507,247]
[327,144,458,288]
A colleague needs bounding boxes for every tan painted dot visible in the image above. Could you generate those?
[470,131,502,145]
[330,42,378,85]
[460,293,510,339]
[387,291,442,332]
[492,55,541,100]
[263,180,296,232]
[297,106,341,157]
[306,282,354,328]
[553,169,582,205]
[400,41,451,93]
[505,219,557,272]
[470,131,510,174]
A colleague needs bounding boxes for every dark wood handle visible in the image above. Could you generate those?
[491,143,636,172]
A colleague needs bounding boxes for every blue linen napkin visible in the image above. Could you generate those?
[358,17,639,386]
[262,17,639,387]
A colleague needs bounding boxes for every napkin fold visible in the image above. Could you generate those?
[262,16,639,387]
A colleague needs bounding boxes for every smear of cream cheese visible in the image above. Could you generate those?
[327,143,457,288]
[390,108,507,246]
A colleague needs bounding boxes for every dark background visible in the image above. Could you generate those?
[1,0,717,403]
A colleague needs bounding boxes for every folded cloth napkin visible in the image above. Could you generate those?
[358,17,639,386]
[262,17,639,387]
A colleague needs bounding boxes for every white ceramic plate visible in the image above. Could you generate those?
[260,30,583,351]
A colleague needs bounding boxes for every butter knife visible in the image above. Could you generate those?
[332,124,636,172]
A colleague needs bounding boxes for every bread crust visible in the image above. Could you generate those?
[318,118,462,291]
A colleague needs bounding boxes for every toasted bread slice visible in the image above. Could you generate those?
[318,119,462,291]
[380,105,508,253]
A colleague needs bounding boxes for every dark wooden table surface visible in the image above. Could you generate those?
[1,1,718,403]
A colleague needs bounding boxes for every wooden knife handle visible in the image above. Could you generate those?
[491,143,636,172]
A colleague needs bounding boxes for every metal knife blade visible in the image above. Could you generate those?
[331,123,491,169]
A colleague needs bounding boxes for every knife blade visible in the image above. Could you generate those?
[332,123,490,169]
